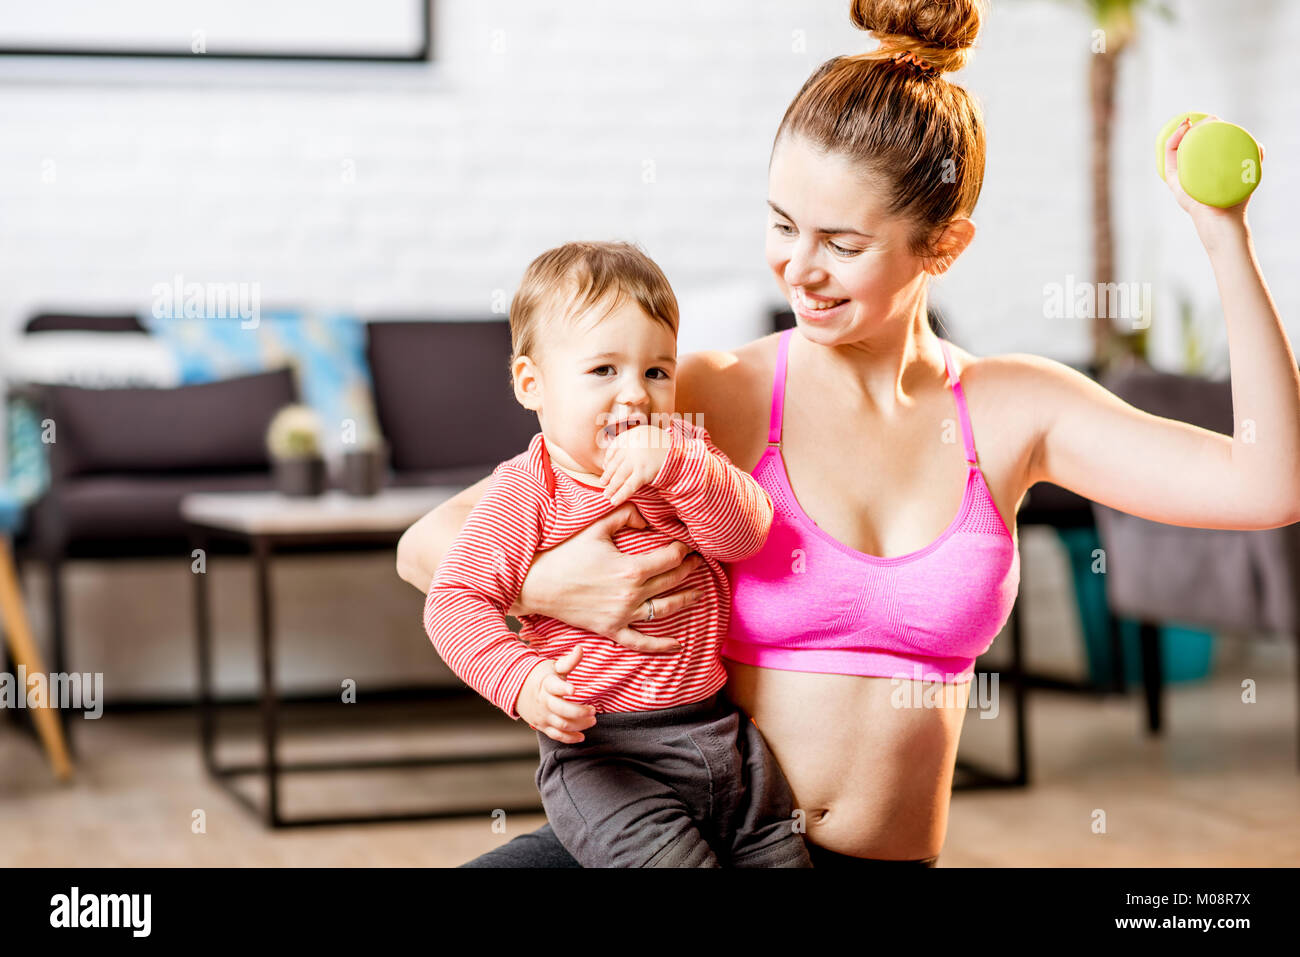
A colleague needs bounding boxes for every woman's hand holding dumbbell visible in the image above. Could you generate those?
[1159,112,1264,226]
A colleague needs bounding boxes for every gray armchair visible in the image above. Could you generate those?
[1090,359,1300,767]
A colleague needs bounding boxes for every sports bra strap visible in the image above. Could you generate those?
[770,331,977,464]
[768,328,793,445]
[939,339,979,466]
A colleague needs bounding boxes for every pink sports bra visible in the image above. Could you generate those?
[722,328,1020,684]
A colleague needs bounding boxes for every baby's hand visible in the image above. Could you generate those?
[516,646,597,743]
[600,425,672,507]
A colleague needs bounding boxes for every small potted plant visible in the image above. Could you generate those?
[266,404,326,497]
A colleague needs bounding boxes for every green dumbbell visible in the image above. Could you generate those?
[1156,111,1262,208]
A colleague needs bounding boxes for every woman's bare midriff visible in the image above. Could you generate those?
[723,659,971,860]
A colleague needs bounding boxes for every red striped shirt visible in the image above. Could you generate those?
[424,416,773,719]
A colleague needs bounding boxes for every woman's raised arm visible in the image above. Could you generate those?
[1021,117,1300,530]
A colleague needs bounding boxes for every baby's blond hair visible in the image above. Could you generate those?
[508,241,679,375]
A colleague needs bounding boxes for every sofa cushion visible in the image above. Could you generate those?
[23,471,278,554]
[142,311,382,459]
[44,367,296,479]
[22,468,492,556]
[2,331,181,389]
[366,320,538,472]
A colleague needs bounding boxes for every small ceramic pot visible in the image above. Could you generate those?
[274,456,327,497]
[340,444,389,497]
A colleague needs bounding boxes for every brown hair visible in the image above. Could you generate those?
[508,240,679,372]
[774,0,987,259]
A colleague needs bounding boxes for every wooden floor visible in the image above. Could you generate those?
[3,637,1297,867]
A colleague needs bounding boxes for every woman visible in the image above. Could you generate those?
[397,0,1298,866]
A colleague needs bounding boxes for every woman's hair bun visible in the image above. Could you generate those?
[850,0,984,75]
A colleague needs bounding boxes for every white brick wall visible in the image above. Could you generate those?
[2,0,1296,361]
[1,0,1296,696]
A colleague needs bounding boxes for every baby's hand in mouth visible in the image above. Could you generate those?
[599,424,673,506]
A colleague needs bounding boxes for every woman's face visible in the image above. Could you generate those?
[765,133,931,346]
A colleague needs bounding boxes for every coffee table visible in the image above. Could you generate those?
[182,487,542,828]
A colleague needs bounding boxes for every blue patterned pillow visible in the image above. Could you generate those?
[0,487,22,534]
[142,311,382,459]
[4,395,50,523]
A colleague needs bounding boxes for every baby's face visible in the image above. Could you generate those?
[526,295,678,480]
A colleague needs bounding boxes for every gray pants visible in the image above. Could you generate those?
[535,691,812,868]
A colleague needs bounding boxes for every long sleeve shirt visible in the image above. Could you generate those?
[424,415,773,718]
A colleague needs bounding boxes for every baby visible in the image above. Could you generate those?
[424,240,811,868]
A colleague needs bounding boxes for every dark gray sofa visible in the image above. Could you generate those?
[5,315,538,728]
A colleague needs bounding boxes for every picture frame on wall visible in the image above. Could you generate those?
[0,0,430,63]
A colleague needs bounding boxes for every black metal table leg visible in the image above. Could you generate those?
[252,534,281,827]
[191,530,217,776]
[1010,594,1029,787]
[1139,621,1162,734]
[0,626,17,729]
[47,553,74,756]
[954,597,1030,790]
[188,521,542,828]
[1108,610,1126,693]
